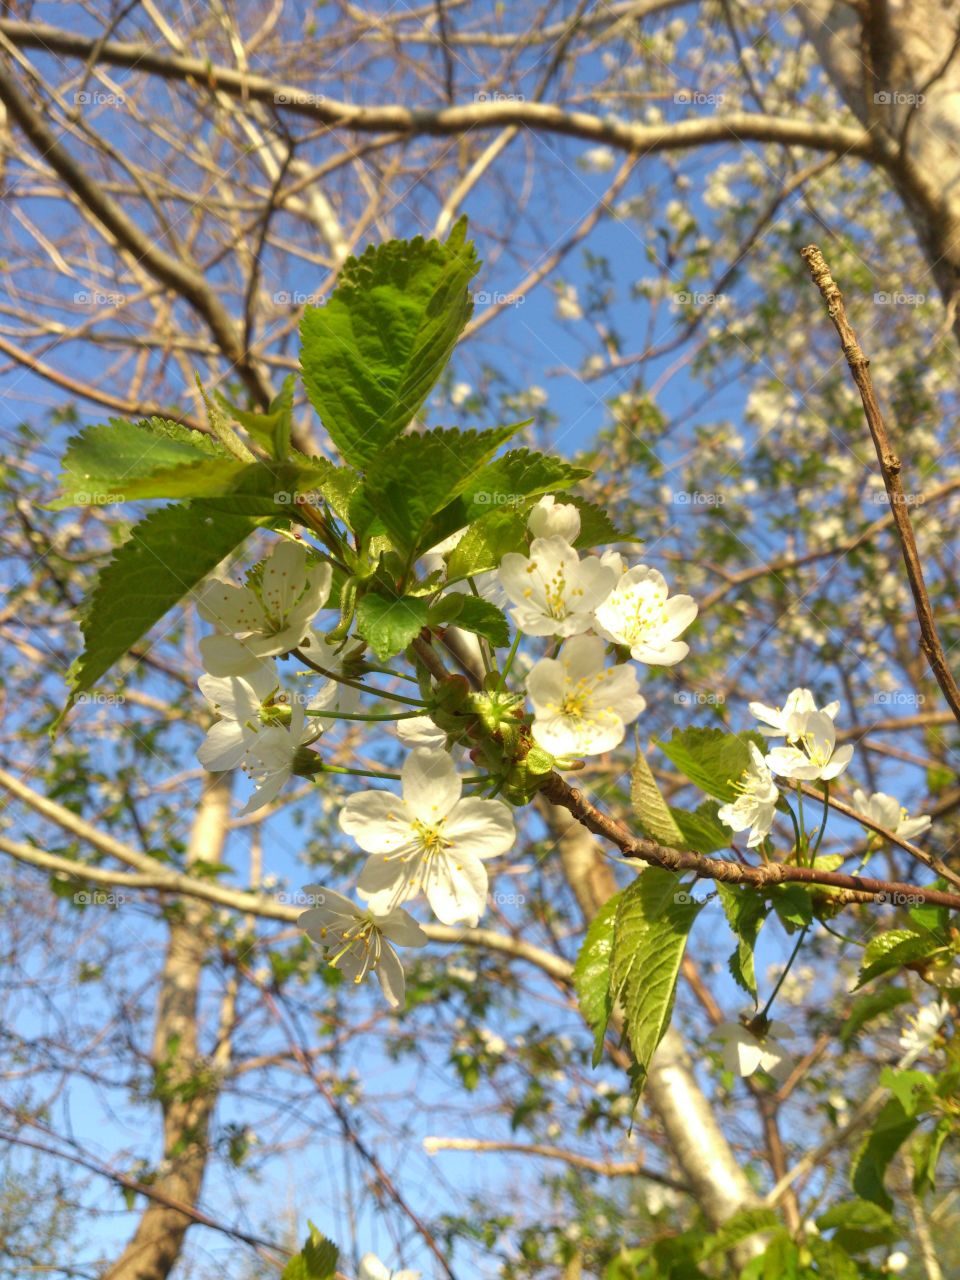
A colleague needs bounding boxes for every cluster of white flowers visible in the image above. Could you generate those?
[191,498,699,1006]
[718,685,930,851]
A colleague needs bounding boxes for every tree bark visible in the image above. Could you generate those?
[102,775,232,1280]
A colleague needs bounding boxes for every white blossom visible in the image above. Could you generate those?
[715,1019,794,1079]
[899,1003,947,1057]
[852,788,931,841]
[196,541,332,676]
[397,715,448,749]
[750,687,840,743]
[357,1252,420,1280]
[499,537,616,638]
[197,662,279,772]
[885,1253,908,1275]
[527,494,581,543]
[299,885,426,1009]
[340,748,516,926]
[526,634,646,756]
[765,710,853,782]
[717,743,779,847]
[593,565,697,665]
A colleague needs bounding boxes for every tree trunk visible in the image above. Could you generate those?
[102,775,232,1280]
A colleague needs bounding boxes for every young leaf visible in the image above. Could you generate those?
[856,929,945,988]
[669,802,731,854]
[715,882,767,1003]
[51,418,228,508]
[656,727,764,803]
[813,1198,898,1254]
[356,590,429,661]
[610,868,703,1089]
[300,220,480,468]
[445,595,510,648]
[446,508,528,580]
[216,374,295,460]
[434,446,589,535]
[573,893,621,1067]
[630,749,684,847]
[281,1221,338,1280]
[60,499,265,725]
[349,424,523,554]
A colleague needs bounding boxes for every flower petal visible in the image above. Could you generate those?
[401,748,461,820]
[340,791,413,853]
[443,797,516,858]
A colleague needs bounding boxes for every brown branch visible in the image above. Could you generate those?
[539,772,960,910]
[423,1138,689,1189]
[801,244,960,726]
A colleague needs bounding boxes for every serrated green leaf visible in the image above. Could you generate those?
[356,590,429,660]
[569,496,630,548]
[840,986,913,1047]
[432,446,589,536]
[630,750,684,847]
[349,424,522,554]
[446,508,528,580]
[656,727,765,803]
[856,929,943,988]
[281,1221,338,1279]
[814,1198,898,1254]
[772,883,814,930]
[880,1067,936,1118]
[60,499,264,725]
[300,220,480,468]
[216,374,295,460]
[610,868,702,1089]
[447,594,510,647]
[573,893,621,1067]
[51,418,228,508]
[851,1096,918,1210]
[669,801,731,854]
[715,882,767,1003]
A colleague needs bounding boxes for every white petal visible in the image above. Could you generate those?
[375,905,429,948]
[340,792,414,853]
[525,657,566,713]
[422,853,488,926]
[199,633,266,677]
[357,855,416,914]
[401,748,461,820]
[397,716,448,749]
[528,495,581,542]
[374,941,407,1008]
[260,541,311,620]
[443,798,516,858]
[198,720,249,770]
[196,580,264,632]
[559,633,605,680]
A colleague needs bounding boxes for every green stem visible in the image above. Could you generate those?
[304,709,425,722]
[784,799,803,859]
[760,924,809,1022]
[795,780,807,855]
[809,783,830,865]
[293,649,425,707]
[496,630,522,693]
[361,664,419,683]
[316,764,403,781]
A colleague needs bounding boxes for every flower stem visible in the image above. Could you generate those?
[304,709,425,722]
[760,924,809,1022]
[316,764,403,781]
[294,649,425,707]
[808,783,830,865]
[496,630,522,693]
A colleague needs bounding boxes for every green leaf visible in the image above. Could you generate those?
[300,220,480,468]
[356,590,429,660]
[840,986,913,1048]
[851,1096,919,1210]
[433,446,589,536]
[610,868,703,1089]
[880,1066,936,1118]
[52,417,228,508]
[815,1198,898,1253]
[60,499,263,725]
[670,801,731,854]
[771,883,814,930]
[349,424,523,554]
[700,1207,779,1260]
[573,893,621,1067]
[630,749,684,847]
[856,929,944,988]
[445,594,510,648]
[570,497,630,548]
[216,374,295,460]
[281,1221,338,1279]
[446,508,528,580]
[912,1115,953,1194]
[715,883,767,1003]
[656,727,764,803]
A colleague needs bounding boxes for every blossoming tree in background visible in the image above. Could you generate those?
[41,223,960,1278]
